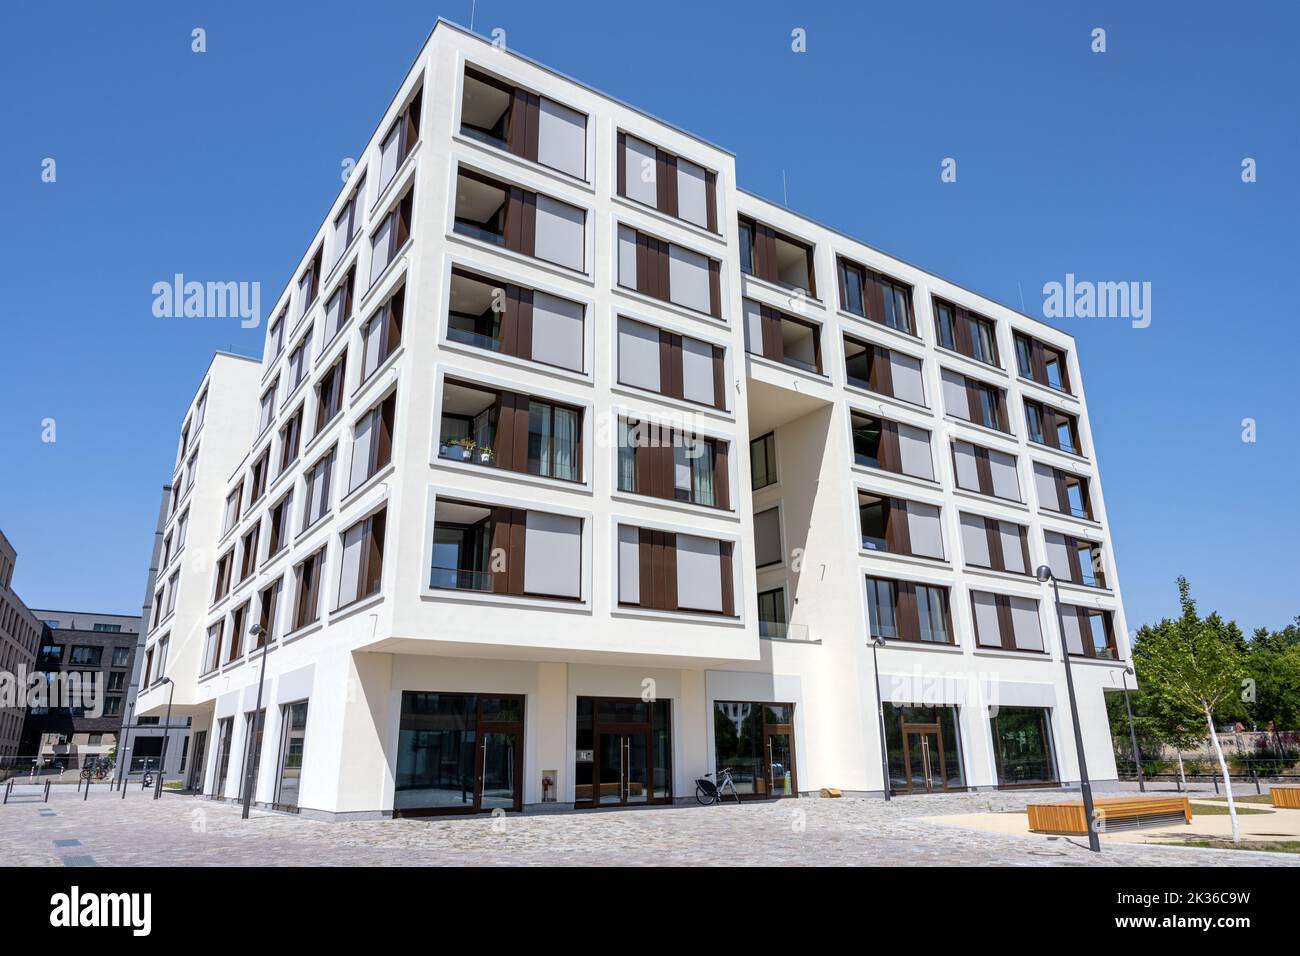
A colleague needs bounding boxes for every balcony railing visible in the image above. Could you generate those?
[430,567,493,592]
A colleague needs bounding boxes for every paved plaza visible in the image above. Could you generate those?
[1,782,1295,866]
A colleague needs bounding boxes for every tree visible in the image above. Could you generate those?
[1244,618,1300,734]
[1135,578,1247,842]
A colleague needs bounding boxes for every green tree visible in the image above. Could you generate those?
[1135,577,1247,841]
[1244,617,1300,735]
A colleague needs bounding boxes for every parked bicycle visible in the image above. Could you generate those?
[695,767,741,805]
[79,757,113,781]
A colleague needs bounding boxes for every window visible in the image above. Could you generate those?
[223,483,243,534]
[460,68,586,178]
[286,333,310,395]
[757,588,787,639]
[329,172,366,271]
[228,603,248,662]
[1024,400,1081,455]
[616,419,727,509]
[68,645,102,667]
[152,636,169,683]
[616,317,724,408]
[213,549,234,602]
[249,449,269,504]
[369,188,414,287]
[866,576,953,645]
[454,167,586,272]
[378,88,421,190]
[858,492,944,560]
[278,405,303,474]
[753,507,782,567]
[959,513,1029,574]
[202,621,223,674]
[1032,463,1091,519]
[430,501,582,600]
[258,379,278,435]
[952,440,1021,501]
[274,700,310,812]
[361,285,405,382]
[617,225,721,317]
[750,432,777,490]
[971,591,1044,652]
[257,578,281,646]
[321,267,355,348]
[742,299,823,373]
[737,217,816,295]
[315,355,346,432]
[240,525,260,582]
[267,493,292,558]
[266,311,286,363]
[349,393,396,491]
[933,298,999,367]
[850,412,934,480]
[616,525,734,615]
[616,131,716,229]
[164,571,179,615]
[292,549,325,631]
[837,257,913,334]
[106,672,125,692]
[295,247,323,323]
[176,510,189,551]
[1013,332,1071,394]
[844,336,926,406]
[302,447,335,530]
[1043,531,1105,587]
[337,508,387,609]
[438,380,583,483]
[110,646,131,666]
[990,707,1057,787]
[447,269,584,374]
[185,451,198,490]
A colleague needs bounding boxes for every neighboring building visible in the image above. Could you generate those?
[0,531,41,761]
[21,609,140,767]
[135,20,1132,818]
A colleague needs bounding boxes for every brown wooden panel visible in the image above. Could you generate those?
[656,150,678,217]
[879,420,902,474]
[974,446,994,496]
[508,507,527,595]
[985,518,1005,571]
[711,345,726,409]
[515,288,534,361]
[704,171,717,233]
[872,345,893,396]
[995,596,1016,650]
[491,507,513,594]
[616,131,627,196]
[714,441,730,511]
[719,542,734,616]
[896,581,920,642]
[885,498,911,556]
[708,258,721,318]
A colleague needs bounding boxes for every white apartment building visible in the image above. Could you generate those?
[0,531,40,762]
[133,20,1132,818]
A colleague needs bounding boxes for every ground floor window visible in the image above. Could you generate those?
[882,703,965,794]
[212,718,233,797]
[187,730,207,792]
[394,692,524,816]
[990,706,1058,788]
[274,700,309,812]
[712,701,798,798]
[130,736,163,772]
[242,709,266,802]
[574,697,671,808]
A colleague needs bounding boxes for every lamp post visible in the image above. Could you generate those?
[240,624,269,820]
[153,678,175,799]
[1120,665,1145,793]
[870,635,890,802]
[1037,565,1100,852]
[117,698,135,796]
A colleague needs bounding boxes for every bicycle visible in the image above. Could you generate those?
[695,767,741,805]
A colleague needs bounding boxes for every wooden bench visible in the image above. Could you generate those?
[1027,794,1192,834]
[1269,785,1300,809]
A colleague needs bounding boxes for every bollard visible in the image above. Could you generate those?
[1251,765,1261,795]
[3,779,12,804]
[44,779,51,803]
[1213,774,1219,794]
[84,777,90,801]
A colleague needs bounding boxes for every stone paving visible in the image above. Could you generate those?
[1,782,1295,866]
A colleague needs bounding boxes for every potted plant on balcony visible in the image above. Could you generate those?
[477,445,495,464]
[442,437,476,461]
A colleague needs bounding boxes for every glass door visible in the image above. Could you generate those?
[477,731,519,811]
[576,697,671,809]
[712,701,798,799]
[901,723,947,793]
[186,730,207,792]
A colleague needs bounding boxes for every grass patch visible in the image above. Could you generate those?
[1175,840,1300,854]
[1190,803,1272,816]
[1198,794,1274,805]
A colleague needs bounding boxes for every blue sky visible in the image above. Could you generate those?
[1,1,1296,633]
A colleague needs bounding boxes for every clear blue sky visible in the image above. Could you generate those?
[1,1,1296,633]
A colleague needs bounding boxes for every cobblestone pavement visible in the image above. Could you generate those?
[1,783,1295,866]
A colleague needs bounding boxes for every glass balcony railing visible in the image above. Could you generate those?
[429,567,493,592]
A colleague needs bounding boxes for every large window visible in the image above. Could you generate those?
[616,316,723,408]
[431,500,582,600]
[461,67,586,179]
[737,218,816,294]
[753,507,782,567]
[455,167,585,272]
[990,707,1058,788]
[616,419,727,509]
[858,492,944,560]
[867,576,952,645]
[617,525,734,615]
[749,432,776,489]
[837,257,913,333]
[448,269,583,374]
[883,704,965,794]
[712,702,797,798]
[617,132,716,229]
[438,380,582,483]
[337,508,387,609]
[757,588,787,639]
[212,718,234,798]
[369,188,414,287]
[378,88,421,190]
[617,225,721,317]
[361,285,405,382]
[851,412,934,480]
[292,549,325,631]
[301,447,335,530]
[69,645,102,667]
[274,700,309,812]
[971,591,1044,652]
[348,392,396,492]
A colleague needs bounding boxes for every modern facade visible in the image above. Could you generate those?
[21,610,141,767]
[134,20,1132,818]
[0,531,41,761]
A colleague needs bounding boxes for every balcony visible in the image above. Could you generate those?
[743,299,823,375]
[438,379,581,482]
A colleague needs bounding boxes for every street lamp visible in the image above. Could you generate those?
[869,635,890,802]
[240,624,269,820]
[1036,565,1100,852]
[1120,665,1145,793]
[118,697,135,797]
[153,677,175,800]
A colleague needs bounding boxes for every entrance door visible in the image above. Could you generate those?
[575,697,671,809]
[476,730,520,811]
[901,723,947,793]
[712,701,798,799]
[186,731,207,792]
[595,731,650,806]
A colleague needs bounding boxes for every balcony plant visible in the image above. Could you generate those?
[441,437,476,461]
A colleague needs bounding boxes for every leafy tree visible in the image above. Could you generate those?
[1244,618,1300,734]
[1136,578,1247,840]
